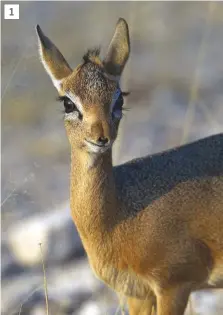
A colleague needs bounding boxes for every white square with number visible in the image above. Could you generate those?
[4,4,19,19]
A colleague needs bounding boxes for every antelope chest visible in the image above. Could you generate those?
[90,259,153,299]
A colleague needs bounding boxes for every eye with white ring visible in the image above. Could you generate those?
[57,96,83,120]
[64,98,76,113]
[111,89,124,119]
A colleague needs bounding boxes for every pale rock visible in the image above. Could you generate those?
[7,203,83,266]
[76,301,102,315]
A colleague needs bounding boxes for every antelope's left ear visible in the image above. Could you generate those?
[36,25,72,91]
[103,18,130,79]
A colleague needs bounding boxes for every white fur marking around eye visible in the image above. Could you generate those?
[66,92,84,114]
[37,39,62,91]
[64,111,79,121]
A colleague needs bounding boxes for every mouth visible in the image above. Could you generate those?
[84,139,111,153]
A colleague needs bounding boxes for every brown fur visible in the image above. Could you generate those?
[62,61,116,105]
[36,18,223,315]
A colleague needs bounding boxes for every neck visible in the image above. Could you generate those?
[70,148,118,252]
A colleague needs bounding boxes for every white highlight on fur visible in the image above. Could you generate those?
[66,92,84,114]
[84,140,111,154]
[37,38,62,91]
[64,111,79,122]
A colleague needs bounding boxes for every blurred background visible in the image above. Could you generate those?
[1,1,223,314]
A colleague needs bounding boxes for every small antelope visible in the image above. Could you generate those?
[36,18,223,315]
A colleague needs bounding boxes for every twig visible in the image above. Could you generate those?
[9,285,42,315]
[39,243,50,315]
[115,294,126,315]
[1,187,17,207]
[1,172,34,208]
[1,42,30,102]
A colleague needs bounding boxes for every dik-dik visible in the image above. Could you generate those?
[36,18,223,315]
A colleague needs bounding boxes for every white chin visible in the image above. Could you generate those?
[84,141,110,154]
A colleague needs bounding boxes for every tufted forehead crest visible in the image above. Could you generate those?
[83,48,101,65]
[67,61,116,105]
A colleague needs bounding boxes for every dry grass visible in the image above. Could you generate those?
[39,243,50,315]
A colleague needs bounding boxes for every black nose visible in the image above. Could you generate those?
[97,137,109,146]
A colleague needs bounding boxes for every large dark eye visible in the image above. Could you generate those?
[57,96,83,119]
[113,94,124,111]
[64,98,75,113]
[112,94,124,119]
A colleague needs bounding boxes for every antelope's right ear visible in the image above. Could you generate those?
[36,25,72,91]
[103,18,130,78]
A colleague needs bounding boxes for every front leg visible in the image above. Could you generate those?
[127,296,156,315]
[156,284,192,315]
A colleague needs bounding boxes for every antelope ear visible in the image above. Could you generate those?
[103,18,130,78]
[36,25,72,91]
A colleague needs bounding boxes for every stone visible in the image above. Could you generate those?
[7,203,84,266]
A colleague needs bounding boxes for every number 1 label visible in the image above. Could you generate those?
[4,4,19,19]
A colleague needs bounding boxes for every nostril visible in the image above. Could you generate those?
[98,137,109,145]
